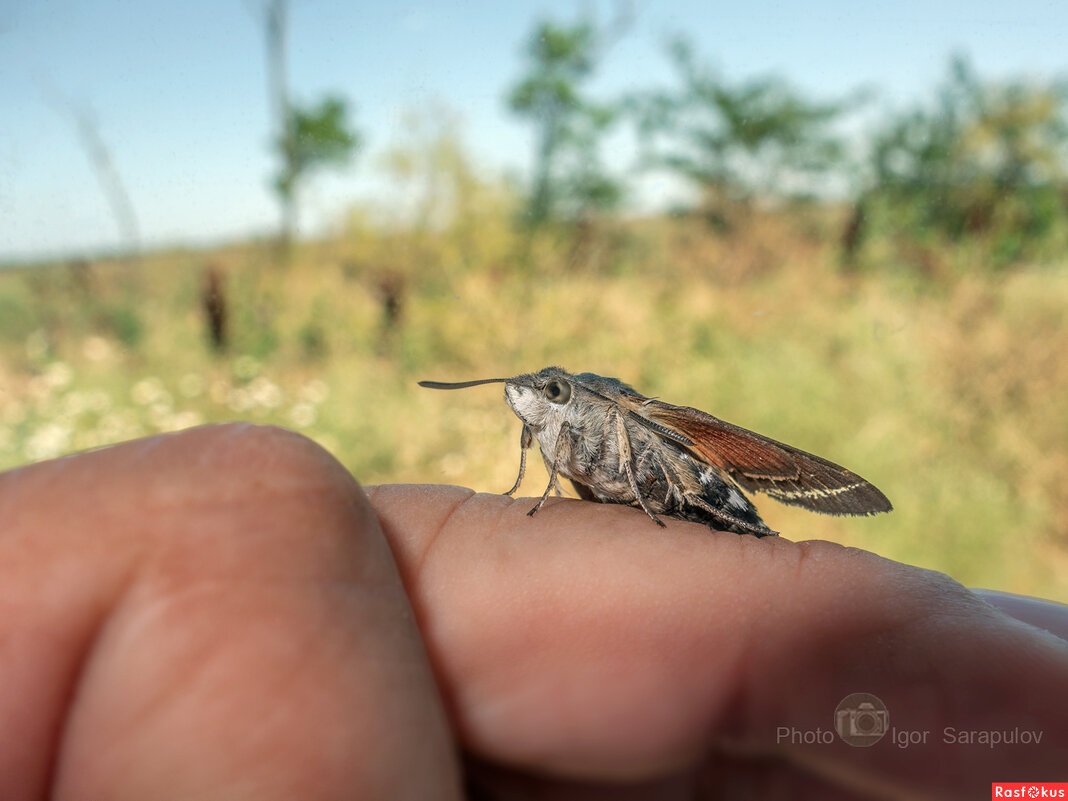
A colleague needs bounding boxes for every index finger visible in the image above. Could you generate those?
[367,484,1068,798]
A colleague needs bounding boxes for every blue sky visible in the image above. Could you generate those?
[2,0,1066,261]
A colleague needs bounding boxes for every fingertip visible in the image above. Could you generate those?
[0,429,464,800]
[364,488,1068,791]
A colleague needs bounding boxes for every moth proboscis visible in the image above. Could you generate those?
[419,366,892,537]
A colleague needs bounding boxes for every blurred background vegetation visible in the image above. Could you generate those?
[2,4,1066,601]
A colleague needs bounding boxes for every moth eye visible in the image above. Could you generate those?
[543,380,571,404]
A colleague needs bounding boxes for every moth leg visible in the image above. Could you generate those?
[686,494,779,537]
[504,424,533,496]
[528,422,570,516]
[649,448,687,508]
[611,408,665,527]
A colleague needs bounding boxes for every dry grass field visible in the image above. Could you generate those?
[2,206,1065,601]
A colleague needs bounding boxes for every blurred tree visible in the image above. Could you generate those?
[40,83,140,256]
[630,37,854,225]
[862,55,1068,266]
[380,107,483,233]
[257,0,361,251]
[272,96,361,243]
[508,8,631,227]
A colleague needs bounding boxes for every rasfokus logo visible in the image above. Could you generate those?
[990,783,1067,798]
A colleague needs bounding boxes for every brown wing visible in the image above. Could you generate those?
[635,399,892,516]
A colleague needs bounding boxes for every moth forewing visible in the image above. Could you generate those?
[639,400,892,516]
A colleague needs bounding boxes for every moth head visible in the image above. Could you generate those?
[503,367,577,429]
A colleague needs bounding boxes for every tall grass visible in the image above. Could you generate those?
[1,206,1065,601]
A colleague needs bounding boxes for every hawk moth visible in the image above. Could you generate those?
[420,367,891,537]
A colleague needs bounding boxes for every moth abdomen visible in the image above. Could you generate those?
[610,439,775,537]
[672,457,774,537]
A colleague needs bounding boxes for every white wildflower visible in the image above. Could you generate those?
[148,401,174,428]
[288,402,316,428]
[44,362,73,389]
[160,410,203,432]
[82,336,113,362]
[132,377,170,406]
[299,379,330,405]
[248,376,283,409]
[226,387,253,412]
[179,373,205,398]
[98,412,139,441]
[25,423,71,461]
[85,390,112,413]
[61,390,90,416]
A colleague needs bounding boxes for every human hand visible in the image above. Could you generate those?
[1,424,1064,800]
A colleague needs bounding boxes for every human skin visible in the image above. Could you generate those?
[0,424,1064,800]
